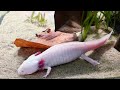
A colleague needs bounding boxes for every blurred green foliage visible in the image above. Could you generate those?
[26,11,47,27]
[80,11,118,41]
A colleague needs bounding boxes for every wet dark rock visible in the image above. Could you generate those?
[114,35,120,52]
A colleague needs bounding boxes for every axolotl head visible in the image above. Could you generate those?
[17,51,45,75]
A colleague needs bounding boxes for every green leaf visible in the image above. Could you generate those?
[31,11,35,18]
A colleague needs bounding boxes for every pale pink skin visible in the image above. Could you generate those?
[18,30,113,78]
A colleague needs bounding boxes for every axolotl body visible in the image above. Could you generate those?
[18,30,113,78]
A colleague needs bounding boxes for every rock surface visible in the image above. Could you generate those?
[0,11,120,79]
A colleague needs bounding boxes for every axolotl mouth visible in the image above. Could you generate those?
[17,67,44,75]
[17,62,39,75]
[17,67,32,75]
[17,68,38,75]
[17,58,45,75]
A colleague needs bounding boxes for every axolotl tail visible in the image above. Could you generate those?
[83,30,113,52]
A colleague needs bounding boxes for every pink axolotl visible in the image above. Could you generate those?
[17,30,113,78]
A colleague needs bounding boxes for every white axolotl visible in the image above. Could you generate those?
[18,30,113,78]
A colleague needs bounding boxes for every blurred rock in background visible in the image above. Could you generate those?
[54,11,87,33]
[0,11,9,24]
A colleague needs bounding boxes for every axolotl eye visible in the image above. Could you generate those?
[21,70,24,73]
[17,68,25,75]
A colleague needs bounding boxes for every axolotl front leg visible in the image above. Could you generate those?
[38,59,52,78]
[43,67,52,78]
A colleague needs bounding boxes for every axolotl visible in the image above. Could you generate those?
[17,30,113,78]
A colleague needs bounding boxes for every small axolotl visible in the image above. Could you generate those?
[17,30,113,78]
